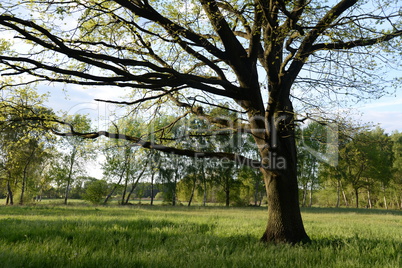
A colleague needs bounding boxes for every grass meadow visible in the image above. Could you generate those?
[0,202,401,268]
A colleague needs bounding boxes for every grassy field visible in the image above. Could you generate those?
[0,203,401,268]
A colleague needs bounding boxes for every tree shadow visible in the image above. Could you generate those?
[301,207,402,216]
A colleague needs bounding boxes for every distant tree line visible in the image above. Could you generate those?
[1,89,401,209]
[297,122,402,209]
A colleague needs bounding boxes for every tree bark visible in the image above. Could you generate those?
[20,147,36,205]
[383,195,388,209]
[254,179,260,206]
[188,178,196,207]
[382,185,388,209]
[336,180,340,208]
[64,148,76,205]
[340,181,349,206]
[172,168,179,206]
[6,180,13,205]
[241,88,310,243]
[258,121,310,243]
[150,172,155,206]
[367,189,372,209]
[400,196,402,209]
[121,172,129,205]
[225,177,230,207]
[354,188,359,208]
[124,167,146,205]
[302,183,307,207]
[260,169,310,244]
[124,181,136,205]
[202,169,207,207]
[104,183,119,204]
[104,163,126,204]
[20,175,26,205]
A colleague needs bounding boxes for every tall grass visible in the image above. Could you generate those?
[0,203,401,267]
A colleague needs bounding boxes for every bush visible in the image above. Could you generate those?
[154,192,164,200]
[83,180,108,204]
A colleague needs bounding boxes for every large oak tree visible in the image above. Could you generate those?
[0,0,401,243]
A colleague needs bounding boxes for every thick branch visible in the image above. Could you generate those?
[311,30,402,51]
[50,128,260,168]
[285,0,358,89]
[200,0,247,57]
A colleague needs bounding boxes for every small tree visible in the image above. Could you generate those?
[56,114,94,205]
[0,86,56,205]
[83,179,109,205]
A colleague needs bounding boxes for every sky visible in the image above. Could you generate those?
[40,83,402,135]
[356,91,402,134]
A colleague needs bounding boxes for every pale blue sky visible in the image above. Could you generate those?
[355,89,402,134]
[40,83,402,134]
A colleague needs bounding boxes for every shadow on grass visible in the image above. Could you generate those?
[0,215,262,267]
[301,206,402,216]
[1,212,401,268]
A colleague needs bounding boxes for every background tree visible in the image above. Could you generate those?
[391,132,402,209]
[0,86,56,204]
[362,128,393,209]
[1,0,401,243]
[57,114,93,205]
[296,122,326,207]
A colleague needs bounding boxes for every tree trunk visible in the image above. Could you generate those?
[104,164,127,204]
[172,189,176,206]
[121,172,129,205]
[394,195,399,209]
[124,182,136,205]
[20,149,35,205]
[202,170,207,207]
[64,177,71,205]
[367,189,372,208]
[188,178,196,207]
[125,167,145,205]
[225,188,230,207]
[400,196,402,209]
[20,175,26,205]
[224,176,230,207]
[6,180,13,205]
[354,188,359,208]
[250,97,310,244]
[383,195,388,209]
[336,180,340,208]
[104,183,118,204]
[20,156,33,205]
[64,149,76,205]
[302,184,307,207]
[382,185,388,209]
[260,169,310,244]
[258,122,309,243]
[254,180,259,206]
[340,181,348,207]
[150,172,155,206]
[172,168,179,206]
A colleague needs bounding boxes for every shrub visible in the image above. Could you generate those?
[83,180,108,204]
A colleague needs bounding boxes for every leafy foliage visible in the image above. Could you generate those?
[83,179,109,204]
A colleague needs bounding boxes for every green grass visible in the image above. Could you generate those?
[0,204,401,268]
